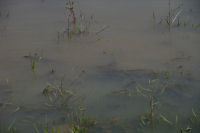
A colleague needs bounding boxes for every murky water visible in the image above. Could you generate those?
[0,0,200,132]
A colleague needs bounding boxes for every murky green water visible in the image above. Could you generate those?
[0,0,200,132]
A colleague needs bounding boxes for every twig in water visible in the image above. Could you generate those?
[95,25,110,35]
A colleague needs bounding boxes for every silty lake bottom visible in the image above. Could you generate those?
[0,0,200,132]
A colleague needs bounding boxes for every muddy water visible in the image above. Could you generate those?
[0,0,200,132]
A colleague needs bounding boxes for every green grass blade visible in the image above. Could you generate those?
[160,114,173,125]
[8,119,16,132]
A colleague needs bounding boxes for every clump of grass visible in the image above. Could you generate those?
[31,107,96,133]
[42,79,75,109]
[154,0,185,30]
[135,80,167,131]
[67,107,97,133]
[165,0,182,30]
[135,77,198,133]
[62,0,95,40]
[24,52,43,71]
[66,0,76,25]
[138,94,193,133]
[0,119,17,133]
[33,115,62,133]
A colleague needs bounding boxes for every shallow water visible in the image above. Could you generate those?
[0,0,200,132]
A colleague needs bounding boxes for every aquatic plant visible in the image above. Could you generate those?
[61,0,95,40]
[138,95,162,132]
[166,72,169,80]
[33,115,62,133]
[31,54,37,71]
[190,108,200,131]
[24,52,44,71]
[138,94,194,133]
[31,107,96,133]
[42,79,75,110]
[67,107,97,133]
[166,0,184,30]
[66,0,76,25]
[0,119,17,133]
[153,0,185,30]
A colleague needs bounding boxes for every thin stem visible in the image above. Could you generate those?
[168,0,171,31]
[150,96,154,133]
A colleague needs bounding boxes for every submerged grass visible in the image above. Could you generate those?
[67,107,97,133]
[24,52,44,72]
[1,1,199,133]
[63,0,93,40]
[31,54,37,71]
[30,107,97,133]
[110,70,199,133]
[152,0,198,31]
[58,0,102,41]
[1,74,200,133]
[32,115,62,133]
[0,119,17,133]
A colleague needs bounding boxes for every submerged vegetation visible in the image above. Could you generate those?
[59,0,95,41]
[0,120,17,133]
[153,0,200,31]
[42,79,76,110]
[24,52,43,72]
[110,69,200,133]
[0,10,10,18]
[0,0,200,133]
[31,54,37,71]
[1,63,199,132]
[57,0,109,42]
